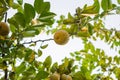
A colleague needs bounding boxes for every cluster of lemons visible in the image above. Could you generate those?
[50,72,72,80]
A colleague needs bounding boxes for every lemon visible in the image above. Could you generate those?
[0,22,9,36]
[50,72,60,80]
[54,30,69,45]
[61,74,72,80]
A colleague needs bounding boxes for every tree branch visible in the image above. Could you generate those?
[4,68,8,80]
[22,38,54,44]
[4,12,7,23]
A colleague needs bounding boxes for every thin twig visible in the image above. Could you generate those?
[4,12,7,23]
[4,68,8,80]
[22,38,54,44]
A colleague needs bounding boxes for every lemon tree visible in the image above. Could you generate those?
[0,0,120,80]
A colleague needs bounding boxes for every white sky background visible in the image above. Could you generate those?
[8,0,120,64]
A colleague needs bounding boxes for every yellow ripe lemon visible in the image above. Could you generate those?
[0,22,9,36]
[54,30,69,45]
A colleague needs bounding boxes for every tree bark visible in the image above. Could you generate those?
[4,69,8,80]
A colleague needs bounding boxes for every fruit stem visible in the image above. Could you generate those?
[4,12,7,23]
[4,68,8,80]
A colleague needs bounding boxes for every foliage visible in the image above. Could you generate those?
[0,0,120,80]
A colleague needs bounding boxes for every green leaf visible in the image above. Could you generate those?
[9,72,15,80]
[75,56,81,61]
[88,23,93,35]
[108,57,112,64]
[63,19,75,24]
[81,66,88,74]
[29,43,36,46]
[114,56,120,64]
[11,3,20,9]
[70,52,75,57]
[0,7,8,16]
[40,44,48,49]
[24,3,35,23]
[39,12,56,20]
[14,12,26,27]
[8,17,18,28]
[27,51,35,63]
[43,56,52,69]
[17,0,23,5]
[22,67,36,79]
[34,0,43,13]
[22,31,36,37]
[117,0,120,4]
[38,49,42,57]
[116,6,120,14]
[34,70,49,80]
[93,0,100,13]
[16,62,26,75]
[51,62,58,73]
[17,5,23,13]
[89,42,95,53]
[22,27,39,37]
[115,31,120,39]
[0,14,4,21]
[6,0,13,7]
[84,43,89,52]
[114,67,120,79]
[34,0,50,14]
[71,65,78,72]
[82,0,100,14]
[42,2,50,12]
[0,0,7,6]
[101,0,113,11]
[10,24,16,33]
[77,31,90,37]
[73,71,86,80]
[38,19,54,25]
[68,12,74,19]
[0,61,7,69]
[101,0,108,11]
